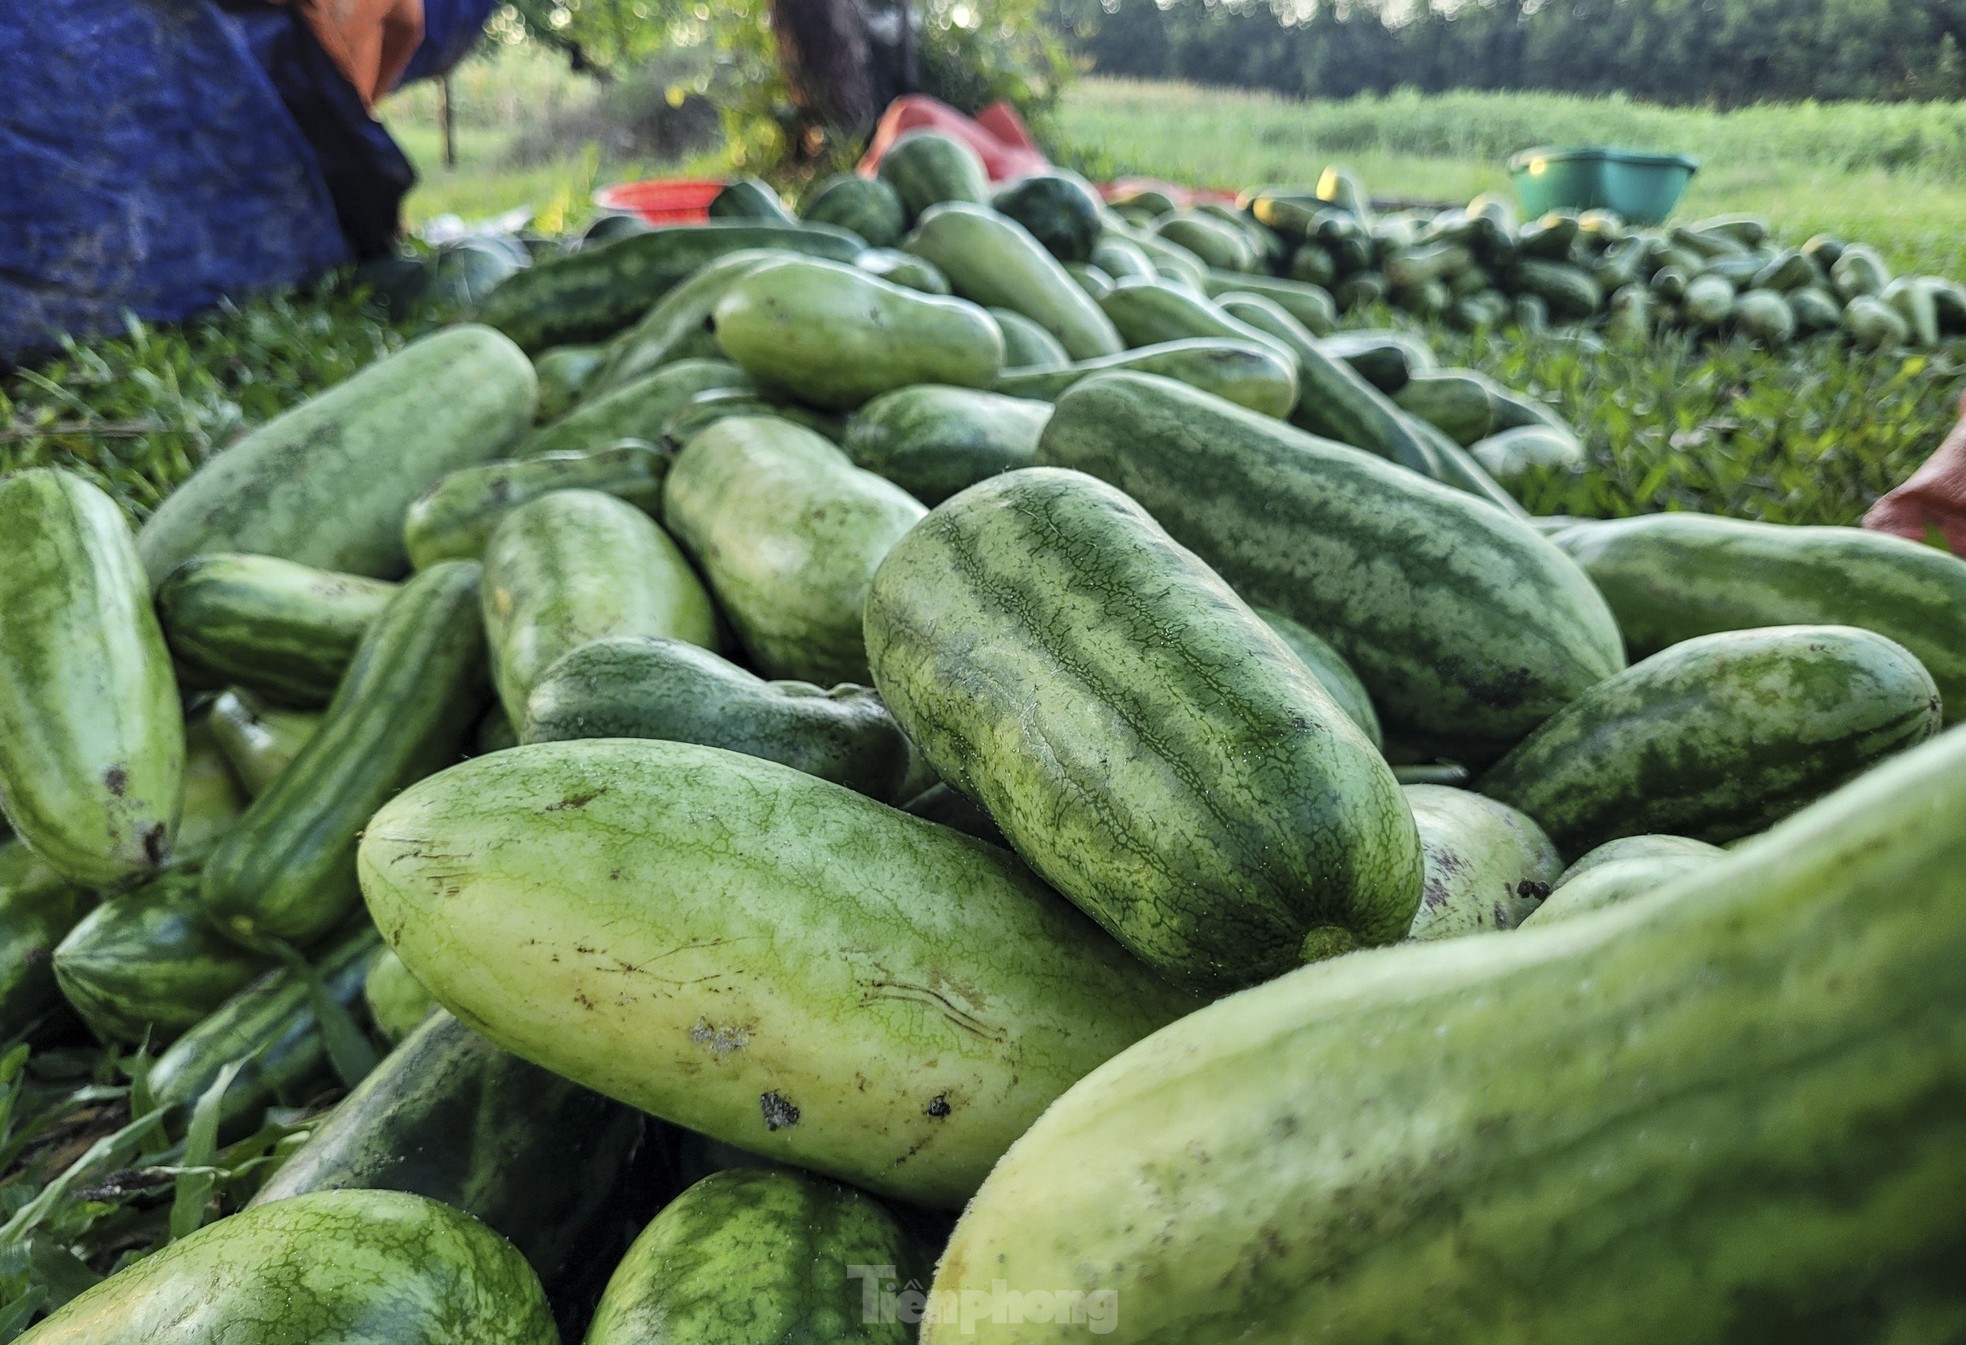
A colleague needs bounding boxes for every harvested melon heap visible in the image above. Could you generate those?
[5,130,1962,1344]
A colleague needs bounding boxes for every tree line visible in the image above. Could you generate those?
[1046,0,1966,106]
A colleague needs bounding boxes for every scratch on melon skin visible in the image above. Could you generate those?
[20,1189,558,1344]
[925,726,1966,1345]
[1478,625,1944,861]
[356,738,1195,1209]
[1033,372,1625,763]
[586,1168,918,1345]
[1554,512,1966,723]
[864,467,1422,994]
[0,469,184,888]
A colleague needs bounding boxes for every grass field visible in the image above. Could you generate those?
[386,46,726,230]
[1058,80,1966,276]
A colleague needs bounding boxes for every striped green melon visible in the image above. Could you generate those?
[520,636,915,802]
[148,925,380,1130]
[1553,512,1966,723]
[199,562,489,947]
[1480,625,1942,859]
[156,553,397,706]
[925,722,1966,1345]
[865,467,1421,991]
[902,202,1124,360]
[1522,846,1725,926]
[512,360,750,459]
[842,385,1053,506]
[356,738,1195,1207]
[402,441,670,569]
[588,249,790,397]
[0,469,184,886]
[137,326,536,584]
[1402,784,1560,940]
[801,173,907,248]
[1034,373,1624,763]
[481,490,717,725]
[585,1168,921,1345]
[53,868,273,1044]
[710,257,1003,412]
[994,339,1298,418]
[476,221,864,352]
[876,131,990,223]
[20,1189,555,1344]
[663,416,925,686]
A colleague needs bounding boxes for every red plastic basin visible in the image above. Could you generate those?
[593,178,727,226]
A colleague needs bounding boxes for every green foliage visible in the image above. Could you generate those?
[1415,318,1964,525]
[386,46,731,231]
[481,3,1073,173]
[0,1041,320,1336]
[702,1,788,171]
[489,0,702,78]
[1051,0,1966,107]
[913,0,1077,122]
[714,1,1075,174]
[0,288,425,524]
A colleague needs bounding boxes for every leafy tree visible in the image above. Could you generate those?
[1050,0,1966,106]
[494,0,1072,167]
[495,0,697,78]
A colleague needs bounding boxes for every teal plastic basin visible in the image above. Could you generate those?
[1507,146,1698,225]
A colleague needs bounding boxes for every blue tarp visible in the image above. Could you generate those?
[0,0,494,365]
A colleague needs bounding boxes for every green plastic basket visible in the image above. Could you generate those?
[1507,146,1698,225]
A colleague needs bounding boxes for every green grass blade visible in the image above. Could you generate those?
[269,941,378,1090]
[167,1060,242,1243]
[0,1102,169,1246]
